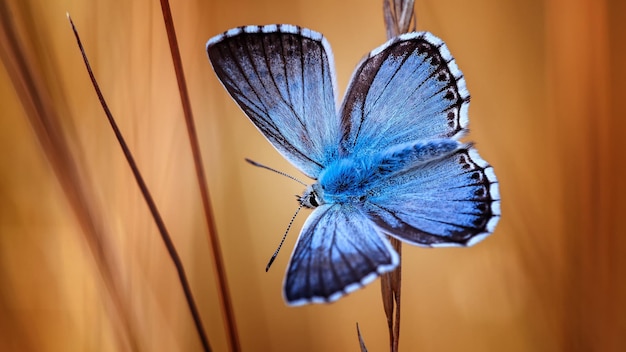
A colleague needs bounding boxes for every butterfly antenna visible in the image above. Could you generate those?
[245,158,307,186]
[266,204,304,272]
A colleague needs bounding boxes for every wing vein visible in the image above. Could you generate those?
[362,45,412,119]
[220,42,271,118]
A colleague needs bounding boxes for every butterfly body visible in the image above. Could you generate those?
[207,24,500,306]
[315,139,460,205]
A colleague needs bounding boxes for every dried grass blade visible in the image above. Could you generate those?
[157,2,240,351]
[356,323,369,352]
[380,2,415,349]
[383,0,416,37]
[383,0,398,39]
[67,14,211,352]
[381,237,402,352]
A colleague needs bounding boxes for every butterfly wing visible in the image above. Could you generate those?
[362,146,500,246]
[207,25,340,178]
[284,204,399,306]
[339,32,469,156]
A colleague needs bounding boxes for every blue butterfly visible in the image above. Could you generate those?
[206,24,500,306]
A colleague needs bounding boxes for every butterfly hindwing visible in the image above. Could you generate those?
[207,25,340,178]
[284,204,399,306]
[363,145,500,246]
[339,32,469,157]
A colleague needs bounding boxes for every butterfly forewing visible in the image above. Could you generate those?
[207,25,340,178]
[339,32,469,157]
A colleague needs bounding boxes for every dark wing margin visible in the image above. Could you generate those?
[364,145,500,247]
[207,25,340,178]
[339,32,470,157]
[284,204,399,306]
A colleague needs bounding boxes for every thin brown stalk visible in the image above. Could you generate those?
[380,1,416,351]
[0,2,137,351]
[383,0,416,38]
[157,1,240,351]
[380,238,402,352]
[67,15,211,352]
[356,323,369,352]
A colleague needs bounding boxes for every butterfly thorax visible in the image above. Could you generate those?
[300,139,461,207]
[297,159,373,208]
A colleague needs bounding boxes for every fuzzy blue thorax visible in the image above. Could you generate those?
[300,139,460,207]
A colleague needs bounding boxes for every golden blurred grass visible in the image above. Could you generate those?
[1,0,625,351]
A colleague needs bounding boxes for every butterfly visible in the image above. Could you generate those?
[206,24,500,306]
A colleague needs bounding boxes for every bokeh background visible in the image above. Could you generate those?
[1,0,625,351]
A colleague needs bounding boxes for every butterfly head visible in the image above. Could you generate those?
[298,184,325,209]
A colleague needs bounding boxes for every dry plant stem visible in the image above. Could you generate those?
[157,2,240,351]
[383,0,416,38]
[356,323,369,352]
[380,1,415,351]
[0,3,139,351]
[68,15,211,352]
[380,238,402,352]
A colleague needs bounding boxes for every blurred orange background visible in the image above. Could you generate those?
[1,0,625,351]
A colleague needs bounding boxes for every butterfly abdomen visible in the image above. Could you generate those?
[317,139,461,204]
